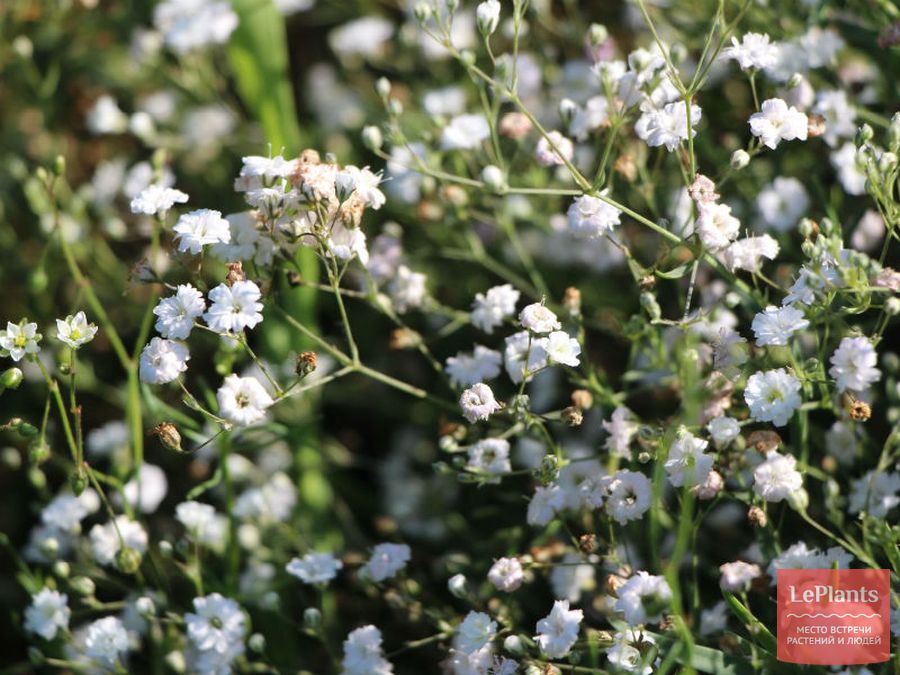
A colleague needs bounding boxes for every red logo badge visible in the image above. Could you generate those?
[777,568,889,664]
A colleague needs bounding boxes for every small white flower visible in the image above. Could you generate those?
[153,0,238,54]
[535,131,574,166]
[185,593,246,668]
[751,305,809,346]
[614,571,672,626]
[362,542,411,582]
[176,501,222,543]
[535,600,583,659]
[387,265,426,313]
[446,346,502,387]
[744,369,802,427]
[84,616,129,667]
[471,284,520,333]
[286,552,344,585]
[138,337,189,384]
[757,177,809,231]
[173,208,231,255]
[0,321,41,361]
[466,438,511,482]
[664,431,713,488]
[749,98,808,150]
[848,471,900,518]
[722,33,780,71]
[707,416,740,449]
[89,516,148,566]
[459,383,502,424]
[753,451,803,502]
[603,407,638,460]
[129,183,188,216]
[696,202,740,251]
[24,588,70,640]
[441,114,491,151]
[567,192,622,238]
[812,90,856,148]
[55,311,98,349]
[519,303,561,334]
[635,102,702,152]
[204,280,264,334]
[719,561,762,592]
[503,330,549,384]
[722,234,779,272]
[541,331,581,367]
[605,470,652,524]
[527,484,566,526]
[122,463,169,514]
[825,421,859,466]
[476,0,501,35]
[457,611,497,654]
[86,95,128,135]
[488,557,524,592]
[153,284,206,340]
[217,374,274,426]
[550,553,595,603]
[341,625,393,675]
[829,336,880,393]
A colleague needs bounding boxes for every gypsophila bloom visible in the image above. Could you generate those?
[550,553,595,603]
[744,368,802,427]
[138,337,189,384]
[153,285,206,340]
[173,208,231,255]
[459,383,502,423]
[471,284,520,333]
[466,438,511,482]
[153,0,238,54]
[55,311,98,349]
[720,561,762,592]
[527,484,565,526]
[757,177,810,231]
[457,611,497,654]
[217,374,274,426]
[441,114,491,151]
[89,516,148,566]
[696,202,741,251]
[605,470,652,524]
[541,330,581,367]
[445,346,502,387]
[24,588,70,640]
[41,491,99,533]
[185,593,246,674]
[751,305,809,346]
[812,89,856,147]
[176,501,225,546]
[825,421,859,465]
[566,192,622,238]
[84,616,129,667]
[519,303,561,334]
[535,131,574,166]
[607,630,656,675]
[535,600,583,659]
[122,463,168,514]
[0,321,41,361]
[829,336,881,393]
[664,431,714,488]
[615,572,672,626]
[362,543,411,582]
[387,265,426,313]
[723,234,779,272]
[708,416,740,448]
[341,625,393,675]
[286,552,344,585]
[749,99,808,150]
[848,470,900,517]
[722,33,780,70]
[204,280,264,334]
[767,542,853,581]
[635,102,702,152]
[129,184,188,216]
[504,330,549,384]
[753,451,803,502]
[488,557,524,592]
[603,407,638,459]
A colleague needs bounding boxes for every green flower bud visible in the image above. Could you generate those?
[413,2,432,24]
[447,573,468,599]
[362,125,383,152]
[116,547,143,574]
[53,155,66,177]
[787,487,809,512]
[886,298,900,317]
[303,607,322,629]
[856,123,874,145]
[53,561,71,579]
[70,471,86,497]
[29,439,50,464]
[0,367,24,390]
[70,576,96,597]
[375,77,391,99]
[588,24,608,46]
[249,633,266,653]
[730,149,750,170]
[480,165,507,193]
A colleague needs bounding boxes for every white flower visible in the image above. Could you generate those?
[446,346,502,387]
[204,280,264,334]
[24,588,70,640]
[607,630,656,675]
[535,131,574,166]
[153,0,238,54]
[541,331,581,367]
[757,177,809,231]
[812,90,856,147]
[503,330,548,384]
[751,305,809,346]
[488,557,524,592]
[122,463,168,514]
[471,284,520,333]
[328,16,393,60]
[831,143,867,195]
[0,321,41,361]
[173,209,231,255]
[527,484,566,526]
[129,184,188,216]
[722,234,779,272]
[387,265,427,313]
[719,561,762,592]
[722,33,780,71]
[635,102,702,152]
[550,553,595,603]
[605,470,652,524]
[176,501,226,546]
[829,336,880,393]
[825,421,859,465]
[344,165,386,209]
[519,303,561,334]
[848,471,900,518]
[217,374,274,426]
[442,114,491,151]
[55,311,98,349]
[41,491,98,533]
[459,383,502,423]
[614,571,672,626]
[535,600,583,659]
[86,95,128,135]
[84,616,129,667]
[696,202,740,251]
[466,438,511,482]
[362,543,411,582]
[753,451,803,502]
[744,369,802,427]
[185,593,246,673]
[341,625,393,675]
[476,0,501,35]
[286,552,344,585]
[89,516,148,566]
[567,192,622,238]
[664,432,713,488]
[138,337,189,384]
[707,416,740,448]
[767,542,853,580]
[457,611,497,654]
[570,96,610,141]
[153,285,206,340]
[749,98,808,150]
[603,407,638,459]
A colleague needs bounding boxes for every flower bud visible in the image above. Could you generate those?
[165,651,186,674]
[476,0,501,36]
[249,633,266,653]
[559,98,578,125]
[570,389,593,410]
[730,149,750,170]
[116,547,143,574]
[856,123,874,145]
[12,35,33,59]
[448,573,468,598]
[1,367,24,390]
[152,422,183,453]
[459,50,476,68]
[70,575,96,597]
[296,351,318,378]
[640,292,661,321]
[136,596,156,618]
[303,607,322,629]
[335,170,358,203]
[588,23,609,47]
[28,467,46,490]
[375,77,391,99]
[503,635,526,656]
[1,447,21,469]
[388,99,403,116]
[480,165,506,193]
[413,2,432,23]
[787,72,804,89]
[70,472,86,497]
[879,151,898,174]
[889,112,900,152]
[885,297,900,316]
[53,561,71,579]
[29,439,50,464]
[362,125,383,151]
[159,540,174,558]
